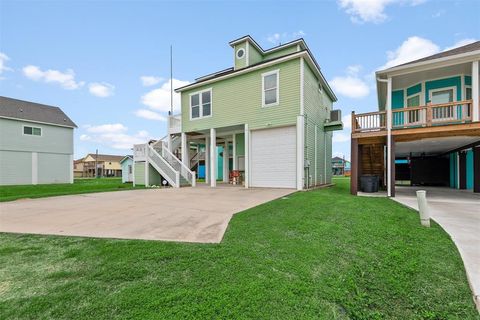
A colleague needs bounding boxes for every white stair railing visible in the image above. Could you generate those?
[146,144,180,187]
[158,141,196,187]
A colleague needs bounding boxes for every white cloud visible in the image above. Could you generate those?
[88,82,115,97]
[378,37,477,71]
[266,30,306,45]
[342,113,352,130]
[85,123,127,134]
[338,0,426,24]
[333,132,351,143]
[330,65,370,99]
[141,78,190,113]
[444,38,477,52]
[134,109,166,121]
[379,36,439,70]
[81,123,152,150]
[140,76,163,87]
[0,52,12,75]
[79,134,91,141]
[22,65,85,90]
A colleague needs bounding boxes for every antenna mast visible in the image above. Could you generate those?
[170,45,173,115]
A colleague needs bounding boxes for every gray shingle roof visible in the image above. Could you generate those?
[0,96,77,128]
[393,41,480,68]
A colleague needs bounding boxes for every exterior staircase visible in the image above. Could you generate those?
[133,139,196,188]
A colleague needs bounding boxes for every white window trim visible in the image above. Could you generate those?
[406,93,421,107]
[428,86,457,104]
[22,125,42,137]
[189,88,213,120]
[262,69,280,108]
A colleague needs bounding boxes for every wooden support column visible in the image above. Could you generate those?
[472,60,479,122]
[474,146,480,193]
[350,138,359,195]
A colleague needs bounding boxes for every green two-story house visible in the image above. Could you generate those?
[133,35,342,190]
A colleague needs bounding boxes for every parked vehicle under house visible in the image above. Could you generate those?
[351,41,480,196]
[133,35,343,189]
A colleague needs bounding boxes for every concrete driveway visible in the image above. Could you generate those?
[0,185,294,243]
[393,186,480,309]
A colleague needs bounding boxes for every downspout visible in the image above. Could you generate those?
[377,77,392,197]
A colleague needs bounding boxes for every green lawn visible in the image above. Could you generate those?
[0,178,144,202]
[0,178,477,319]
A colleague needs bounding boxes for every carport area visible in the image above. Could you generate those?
[0,185,294,243]
[393,186,480,308]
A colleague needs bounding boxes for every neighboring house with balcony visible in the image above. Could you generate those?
[75,153,124,177]
[332,156,350,176]
[351,41,480,196]
[133,35,342,189]
[0,96,76,185]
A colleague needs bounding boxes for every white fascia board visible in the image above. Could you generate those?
[0,116,76,129]
[376,50,480,78]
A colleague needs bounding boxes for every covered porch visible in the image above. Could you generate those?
[178,124,247,188]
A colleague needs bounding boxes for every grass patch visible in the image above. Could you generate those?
[0,178,145,202]
[0,178,476,319]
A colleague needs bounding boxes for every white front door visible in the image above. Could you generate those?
[250,126,296,188]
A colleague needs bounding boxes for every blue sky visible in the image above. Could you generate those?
[0,0,478,160]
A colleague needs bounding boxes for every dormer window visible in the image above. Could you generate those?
[236,48,245,59]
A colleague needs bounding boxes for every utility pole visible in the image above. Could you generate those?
[170,45,173,115]
[95,149,98,178]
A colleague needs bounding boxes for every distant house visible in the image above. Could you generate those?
[74,154,124,177]
[120,155,133,183]
[0,96,77,185]
[332,157,351,176]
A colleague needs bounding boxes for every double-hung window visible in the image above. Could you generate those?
[23,126,42,136]
[262,70,279,107]
[190,89,212,119]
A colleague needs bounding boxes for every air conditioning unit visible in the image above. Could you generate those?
[330,109,341,122]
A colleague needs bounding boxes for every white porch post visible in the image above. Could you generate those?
[244,124,249,188]
[223,140,229,183]
[296,116,304,190]
[181,132,188,167]
[132,160,136,187]
[210,128,217,187]
[144,160,149,187]
[386,76,393,197]
[205,136,210,184]
[472,60,479,122]
[232,134,237,170]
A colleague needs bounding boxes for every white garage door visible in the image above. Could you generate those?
[250,126,297,188]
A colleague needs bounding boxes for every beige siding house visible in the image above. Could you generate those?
[133,35,342,189]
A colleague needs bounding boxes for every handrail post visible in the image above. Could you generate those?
[192,171,196,187]
[175,171,180,188]
[426,104,432,126]
[351,111,355,132]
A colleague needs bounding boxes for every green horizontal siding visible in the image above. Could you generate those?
[248,45,263,65]
[303,62,334,186]
[182,58,301,132]
[0,118,73,154]
[0,150,32,185]
[234,42,247,70]
[263,45,298,60]
[38,153,70,184]
[135,162,145,185]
